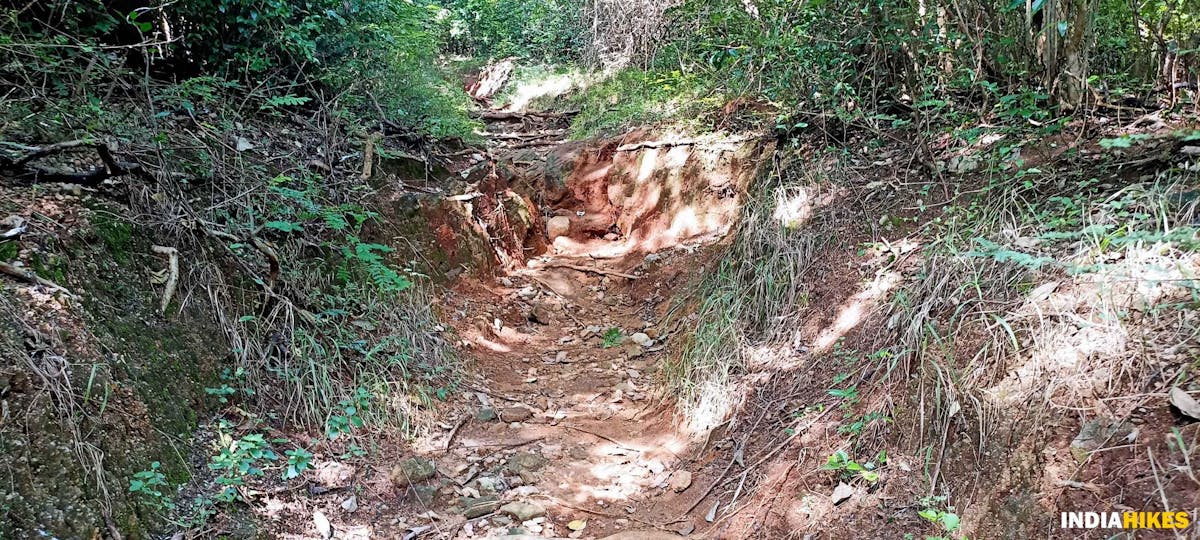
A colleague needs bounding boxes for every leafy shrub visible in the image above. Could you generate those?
[129,462,174,510]
[436,0,586,61]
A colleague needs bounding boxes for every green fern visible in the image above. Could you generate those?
[260,94,312,111]
[343,240,412,292]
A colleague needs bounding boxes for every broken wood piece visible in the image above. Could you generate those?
[466,58,516,101]
[151,245,179,314]
[0,261,73,297]
[361,131,380,180]
[2,215,27,239]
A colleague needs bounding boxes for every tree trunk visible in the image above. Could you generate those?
[1041,0,1097,109]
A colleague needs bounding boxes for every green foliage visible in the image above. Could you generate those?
[436,0,585,61]
[282,447,314,480]
[601,327,623,348]
[0,240,17,262]
[253,174,414,294]
[129,462,174,510]
[827,386,859,401]
[823,449,885,483]
[204,367,256,404]
[326,387,372,440]
[918,496,962,533]
[209,433,278,502]
[91,213,134,264]
[1,0,477,138]
[342,241,413,293]
[567,68,720,138]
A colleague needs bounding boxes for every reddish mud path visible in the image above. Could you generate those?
[432,249,706,540]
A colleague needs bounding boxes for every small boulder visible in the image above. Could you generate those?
[547,216,571,239]
[461,495,501,518]
[831,482,854,505]
[669,470,693,493]
[500,406,535,422]
[390,457,436,486]
[505,451,548,474]
[528,304,552,325]
[476,408,498,422]
[630,332,653,347]
[500,501,547,521]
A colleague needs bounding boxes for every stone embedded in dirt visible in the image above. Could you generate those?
[412,485,438,505]
[528,304,552,325]
[947,153,981,173]
[676,520,696,536]
[1070,418,1131,463]
[500,501,546,521]
[505,451,549,474]
[669,470,693,492]
[461,495,502,518]
[630,332,653,347]
[475,475,502,494]
[547,216,571,239]
[623,343,645,358]
[1169,387,1200,420]
[477,408,498,422]
[511,485,540,497]
[600,530,686,540]
[501,406,534,422]
[390,457,436,486]
[581,325,603,337]
[313,510,333,539]
[340,495,358,513]
[831,482,854,505]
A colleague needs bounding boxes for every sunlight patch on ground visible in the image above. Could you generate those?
[814,269,903,353]
[985,245,1200,414]
[502,72,578,112]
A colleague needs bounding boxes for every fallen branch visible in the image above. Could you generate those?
[473,110,579,121]
[561,425,641,452]
[482,129,568,141]
[680,407,831,518]
[151,245,179,314]
[0,261,73,296]
[615,134,763,152]
[444,414,469,452]
[535,262,638,280]
[1,139,141,186]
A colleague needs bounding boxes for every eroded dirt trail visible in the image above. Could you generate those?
[433,252,697,540]
[375,106,766,540]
